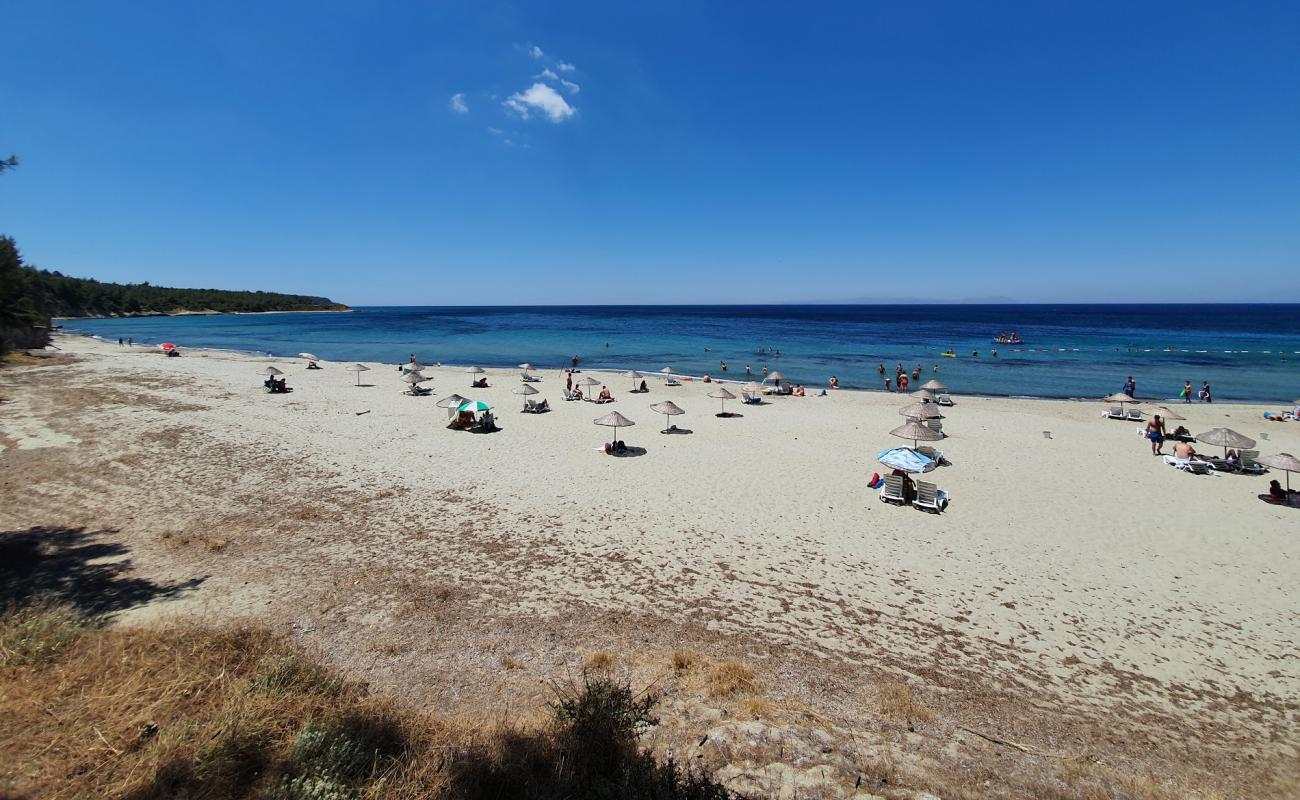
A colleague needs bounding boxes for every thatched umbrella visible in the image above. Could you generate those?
[921,379,947,391]
[436,393,469,419]
[1258,453,1300,492]
[576,376,601,398]
[404,362,425,373]
[260,366,284,376]
[512,382,539,410]
[708,387,737,416]
[594,410,636,446]
[401,372,429,385]
[649,401,685,433]
[898,402,943,420]
[345,363,370,386]
[626,370,644,391]
[1146,405,1184,421]
[890,420,944,448]
[1103,392,1141,405]
[298,352,319,362]
[466,366,486,386]
[910,389,936,402]
[1196,427,1256,458]
[764,371,785,387]
[518,363,534,371]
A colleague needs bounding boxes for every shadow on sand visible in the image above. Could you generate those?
[0,526,205,616]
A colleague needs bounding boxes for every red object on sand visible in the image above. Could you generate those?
[160,343,176,350]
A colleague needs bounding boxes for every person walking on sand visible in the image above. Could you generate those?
[1123,376,1136,398]
[1181,381,1193,403]
[1200,382,1212,403]
[127,337,133,347]
[1146,414,1166,456]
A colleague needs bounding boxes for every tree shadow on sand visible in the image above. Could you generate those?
[0,526,205,616]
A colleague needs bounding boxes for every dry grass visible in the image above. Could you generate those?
[875,681,935,724]
[0,604,740,800]
[706,659,758,698]
[670,649,700,673]
[500,654,524,670]
[583,650,614,672]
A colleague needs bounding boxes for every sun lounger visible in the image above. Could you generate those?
[936,393,954,406]
[879,474,906,504]
[1196,456,1233,472]
[1239,450,1267,475]
[564,390,582,401]
[912,481,947,513]
[1126,408,1143,421]
[741,392,762,405]
[1106,405,1126,420]
[1163,455,1209,474]
[925,419,943,436]
[916,446,943,464]
[663,378,682,387]
[520,372,541,382]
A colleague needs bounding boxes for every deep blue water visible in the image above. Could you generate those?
[63,304,1300,402]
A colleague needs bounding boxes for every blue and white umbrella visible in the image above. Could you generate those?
[877,447,935,473]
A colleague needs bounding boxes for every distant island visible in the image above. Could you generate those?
[0,236,348,353]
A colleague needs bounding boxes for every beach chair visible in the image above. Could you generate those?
[925,419,943,436]
[664,378,682,387]
[936,393,954,406]
[1238,450,1267,475]
[1126,408,1143,421]
[1163,455,1209,474]
[879,474,906,504]
[912,481,946,513]
[741,392,761,405]
[916,445,943,464]
[1106,405,1126,420]
[520,372,541,382]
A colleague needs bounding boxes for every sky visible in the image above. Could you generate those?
[1,1,1298,305]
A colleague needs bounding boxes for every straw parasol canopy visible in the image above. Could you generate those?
[260,366,284,376]
[1103,392,1141,404]
[1196,427,1255,457]
[898,402,943,420]
[1258,453,1299,492]
[345,363,370,385]
[921,379,947,391]
[742,381,763,393]
[764,371,785,385]
[890,420,944,448]
[466,366,485,374]
[594,410,635,443]
[910,389,936,402]
[518,363,533,371]
[577,376,601,394]
[707,386,736,415]
[649,400,685,432]
[401,372,429,385]
[436,393,468,407]
[625,370,644,390]
[404,362,425,373]
[1146,405,1184,421]
[298,352,319,362]
[512,383,539,396]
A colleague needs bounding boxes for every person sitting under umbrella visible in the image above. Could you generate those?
[1266,479,1287,504]
[472,376,489,388]
[595,386,614,404]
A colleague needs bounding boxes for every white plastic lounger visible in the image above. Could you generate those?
[912,481,947,513]
[1107,405,1126,420]
[879,474,906,504]
[936,393,954,406]
[925,419,943,436]
[1239,450,1267,475]
[1163,455,1210,474]
[916,445,943,464]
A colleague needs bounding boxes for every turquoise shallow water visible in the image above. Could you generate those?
[64,304,1300,403]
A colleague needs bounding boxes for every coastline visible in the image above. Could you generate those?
[52,331,1294,406]
[53,307,351,321]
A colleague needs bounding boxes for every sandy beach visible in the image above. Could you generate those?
[3,334,1298,797]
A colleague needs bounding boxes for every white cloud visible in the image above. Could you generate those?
[449,93,468,113]
[559,79,580,95]
[557,62,576,72]
[504,82,575,122]
[537,68,559,80]
[529,45,544,59]
[487,127,503,135]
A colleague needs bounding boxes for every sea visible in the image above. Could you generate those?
[63,304,1300,403]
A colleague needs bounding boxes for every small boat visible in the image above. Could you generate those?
[992,337,1024,345]
[940,352,957,358]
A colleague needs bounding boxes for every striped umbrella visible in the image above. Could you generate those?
[458,400,492,413]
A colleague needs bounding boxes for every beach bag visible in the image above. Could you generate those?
[868,472,883,489]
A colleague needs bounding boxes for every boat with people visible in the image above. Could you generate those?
[992,330,1024,345]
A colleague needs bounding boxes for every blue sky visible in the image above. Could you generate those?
[1,1,1298,304]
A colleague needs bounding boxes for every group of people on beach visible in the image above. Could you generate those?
[877,363,933,392]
